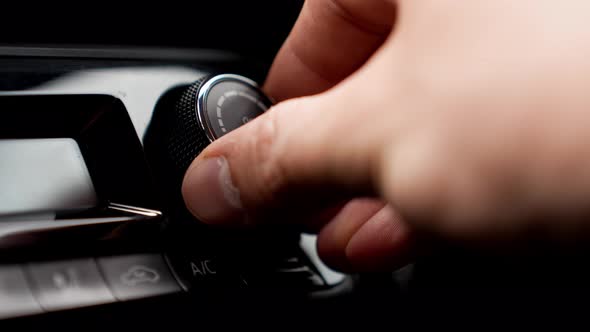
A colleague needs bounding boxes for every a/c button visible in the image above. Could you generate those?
[97,254,181,301]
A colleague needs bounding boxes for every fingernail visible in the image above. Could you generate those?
[182,156,243,225]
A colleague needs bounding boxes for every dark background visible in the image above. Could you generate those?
[0,1,304,63]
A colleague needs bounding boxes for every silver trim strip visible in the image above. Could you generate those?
[0,45,241,62]
[0,204,162,248]
[276,266,312,273]
[108,203,162,217]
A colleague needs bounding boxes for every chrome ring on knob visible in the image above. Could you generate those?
[196,74,267,143]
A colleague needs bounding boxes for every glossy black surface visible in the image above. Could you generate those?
[0,1,304,63]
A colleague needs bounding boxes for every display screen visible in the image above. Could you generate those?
[0,138,98,216]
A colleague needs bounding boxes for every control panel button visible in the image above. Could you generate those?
[0,266,43,319]
[26,259,115,311]
[166,251,242,292]
[97,254,181,301]
[240,253,327,291]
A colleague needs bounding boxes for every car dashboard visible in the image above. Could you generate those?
[3,2,590,329]
[0,44,371,328]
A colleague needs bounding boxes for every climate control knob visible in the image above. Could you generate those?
[167,74,273,173]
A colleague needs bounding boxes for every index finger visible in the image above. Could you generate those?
[263,0,396,101]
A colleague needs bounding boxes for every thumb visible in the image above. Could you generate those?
[181,79,386,227]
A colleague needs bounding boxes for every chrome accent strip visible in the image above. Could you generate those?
[108,203,162,217]
[0,45,240,62]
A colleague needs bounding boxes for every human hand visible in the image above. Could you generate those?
[183,0,590,271]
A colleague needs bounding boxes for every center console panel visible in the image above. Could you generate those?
[0,47,350,325]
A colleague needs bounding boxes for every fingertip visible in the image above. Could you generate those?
[317,199,387,272]
[345,205,414,271]
[181,156,245,226]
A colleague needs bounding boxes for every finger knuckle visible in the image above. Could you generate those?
[383,128,496,236]
[243,109,290,205]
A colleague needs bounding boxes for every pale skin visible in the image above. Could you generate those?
[182,0,590,272]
